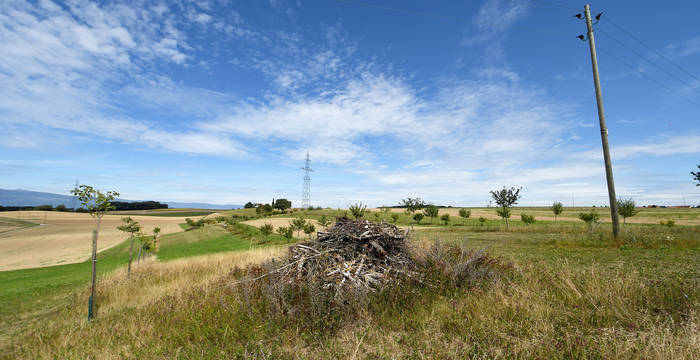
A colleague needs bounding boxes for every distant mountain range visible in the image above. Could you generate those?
[0,189,241,210]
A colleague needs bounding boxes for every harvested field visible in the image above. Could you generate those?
[0,211,205,271]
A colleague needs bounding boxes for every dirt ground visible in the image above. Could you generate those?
[0,211,201,271]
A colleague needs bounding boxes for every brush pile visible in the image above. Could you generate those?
[270,217,413,291]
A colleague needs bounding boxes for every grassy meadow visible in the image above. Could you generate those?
[0,206,698,358]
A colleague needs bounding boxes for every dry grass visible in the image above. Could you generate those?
[0,211,204,271]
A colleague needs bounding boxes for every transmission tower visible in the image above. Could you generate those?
[300,153,313,209]
[70,179,79,211]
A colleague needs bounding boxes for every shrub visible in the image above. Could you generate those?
[349,202,367,220]
[440,213,450,225]
[660,219,675,228]
[578,210,600,232]
[520,213,535,225]
[391,213,399,223]
[413,213,424,224]
[478,217,487,226]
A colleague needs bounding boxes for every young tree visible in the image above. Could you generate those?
[303,223,316,239]
[381,207,391,221]
[520,213,535,225]
[291,217,307,238]
[617,197,640,224]
[551,202,563,222]
[458,208,471,225]
[71,184,119,320]
[373,212,380,220]
[117,217,141,279]
[277,225,294,242]
[349,202,367,220]
[478,217,487,226]
[423,205,439,224]
[401,197,425,229]
[317,215,333,229]
[490,186,522,229]
[578,210,600,233]
[440,213,450,225]
[413,213,424,224]
[260,223,273,242]
[691,164,700,186]
[391,213,399,223]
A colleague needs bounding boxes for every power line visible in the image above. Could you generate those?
[596,27,692,87]
[602,16,700,83]
[529,0,578,12]
[596,45,700,109]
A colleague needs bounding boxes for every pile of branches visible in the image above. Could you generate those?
[263,217,414,291]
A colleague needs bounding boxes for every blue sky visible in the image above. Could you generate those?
[1,0,699,207]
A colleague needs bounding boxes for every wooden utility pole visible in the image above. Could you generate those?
[583,4,620,237]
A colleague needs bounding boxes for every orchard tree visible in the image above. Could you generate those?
[277,226,294,243]
[458,208,471,225]
[578,210,600,233]
[423,205,439,224]
[71,184,119,320]
[401,197,426,229]
[440,213,450,225]
[413,212,424,224]
[551,202,564,222]
[303,223,316,239]
[617,197,640,224]
[692,164,700,186]
[349,202,367,220]
[391,213,399,223]
[291,217,307,238]
[117,217,141,279]
[317,215,333,229]
[520,213,535,225]
[260,223,273,242]
[490,186,522,229]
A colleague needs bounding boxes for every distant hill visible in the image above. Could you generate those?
[0,189,241,210]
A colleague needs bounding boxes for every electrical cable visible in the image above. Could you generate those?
[603,16,700,83]
[334,0,470,23]
[596,45,700,109]
[596,27,693,87]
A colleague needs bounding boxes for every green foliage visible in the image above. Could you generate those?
[440,213,450,225]
[423,205,439,224]
[303,223,316,239]
[272,198,292,210]
[55,204,67,212]
[478,217,487,225]
[255,203,273,214]
[400,197,425,214]
[520,213,535,225]
[259,223,273,241]
[117,217,141,235]
[551,202,563,221]
[578,210,600,232]
[290,217,307,238]
[373,212,380,220]
[277,226,294,242]
[490,186,521,228]
[691,164,700,186]
[458,208,471,224]
[413,213,424,224]
[244,202,255,208]
[317,215,332,229]
[33,205,53,211]
[70,184,119,219]
[349,202,367,220]
[660,219,675,228]
[617,197,640,224]
[184,218,205,230]
[495,207,511,220]
[391,213,399,223]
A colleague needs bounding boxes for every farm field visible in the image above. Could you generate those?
[0,211,207,271]
[0,207,698,358]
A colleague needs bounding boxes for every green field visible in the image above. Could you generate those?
[1,209,699,358]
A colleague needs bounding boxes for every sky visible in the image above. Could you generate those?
[1,0,699,208]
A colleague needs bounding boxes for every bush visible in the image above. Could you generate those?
[578,210,600,232]
[520,213,535,225]
[478,217,487,226]
[391,213,399,223]
[440,213,450,225]
[660,219,675,228]
[349,202,367,220]
[413,213,424,224]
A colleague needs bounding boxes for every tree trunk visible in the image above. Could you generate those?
[505,217,509,229]
[127,235,134,279]
[137,242,142,264]
[89,217,101,320]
